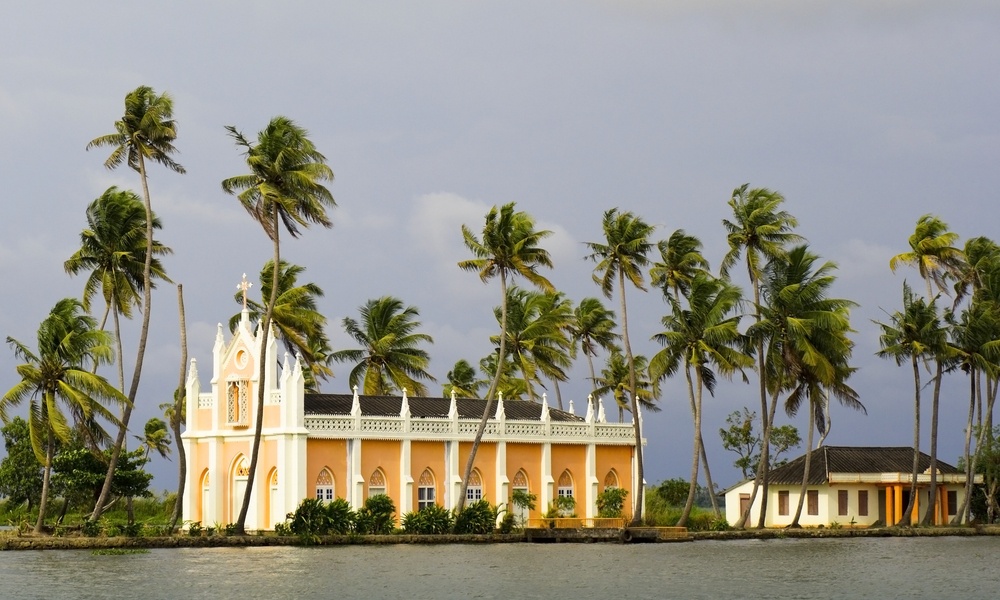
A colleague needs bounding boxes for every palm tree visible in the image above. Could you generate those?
[222,116,335,534]
[875,282,947,524]
[650,272,752,524]
[135,417,171,460]
[64,186,172,391]
[1,298,126,532]
[86,86,184,523]
[229,261,333,391]
[167,283,188,531]
[890,214,965,299]
[332,296,436,396]
[650,229,711,301]
[593,350,657,422]
[585,208,654,524]
[457,203,554,511]
[490,288,573,403]
[444,360,484,398]
[720,183,801,528]
[569,297,620,399]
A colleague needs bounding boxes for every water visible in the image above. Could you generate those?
[2,537,997,600]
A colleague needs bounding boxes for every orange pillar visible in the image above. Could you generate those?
[912,488,920,524]
[939,487,948,525]
[885,487,893,525]
[894,485,903,525]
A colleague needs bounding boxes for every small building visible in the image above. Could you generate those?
[181,308,641,530]
[723,446,978,527]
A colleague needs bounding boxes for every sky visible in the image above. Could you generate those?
[2,1,999,495]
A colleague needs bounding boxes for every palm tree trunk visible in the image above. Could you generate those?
[737,277,768,529]
[90,155,153,523]
[112,301,125,392]
[586,352,597,399]
[789,399,816,527]
[678,365,700,526]
[619,271,643,525]
[921,361,943,525]
[898,355,921,524]
[34,430,54,534]
[955,369,976,524]
[236,216,282,534]
[169,284,188,531]
[459,272,508,512]
[552,379,563,411]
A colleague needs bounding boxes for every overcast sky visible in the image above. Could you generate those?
[2,1,999,494]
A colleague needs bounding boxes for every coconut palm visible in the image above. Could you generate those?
[222,116,335,533]
[720,183,801,528]
[890,214,965,299]
[135,417,171,460]
[651,229,711,300]
[650,272,752,524]
[457,203,554,510]
[86,85,184,523]
[490,288,573,403]
[444,360,484,398]
[593,350,656,422]
[64,186,172,391]
[332,296,436,396]
[229,260,333,391]
[1,298,126,532]
[875,282,947,524]
[569,297,620,399]
[585,208,655,525]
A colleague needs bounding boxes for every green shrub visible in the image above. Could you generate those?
[274,522,291,536]
[498,512,517,534]
[121,521,142,538]
[402,504,454,534]
[290,498,333,536]
[324,498,356,534]
[710,517,731,531]
[597,488,629,518]
[81,520,101,537]
[187,521,203,536]
[454,499,498,534]
[355,494,396,535]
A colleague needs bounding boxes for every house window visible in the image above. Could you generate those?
[226,380,250,426]
[807,490,819,516]
[466,469,483,502]
[838,490,849,516]
[512,469,530,523]
[418,468,436,510]
[947,490,958,516]
[778,490,789,516]
[604,470,619,489]
[858,490,869,516]
[369,469,387,498]
[315,468,335,502]
[558,470,574,499]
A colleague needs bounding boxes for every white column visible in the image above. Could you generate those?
[349,438,364,510]
[541,442,553,514]
[400,439,413,515]
[447,440,461,510]
[495,441,508,522]
[586,443,597,519]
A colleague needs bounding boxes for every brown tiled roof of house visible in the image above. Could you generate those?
[765,446,962,485]
[304,393,584,422]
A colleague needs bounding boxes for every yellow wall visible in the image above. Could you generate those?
[596,445,634,501]
[459,441,498,501]
[306,439,348,498]
[361,439,402,507]
[505,443,542,518]
[409,441,446,508]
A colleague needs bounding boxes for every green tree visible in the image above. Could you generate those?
[1,298,126,532]
[593,350,657,422]
[570,297,620,399]
[230,261,333,391]
[444,359,484,398]
[650,272,752,524]
[586,208,655,525]
[651,229,711,300]
[222,116,336,534]
[875,282,948,524]
[86,85,184,523]
[457,202,554,511]
[136,417,171,461]
[332,296,436,396]
[890,214,966,299]
[720,183,801,529]
[0,417,44,514]
[719,408,801,479]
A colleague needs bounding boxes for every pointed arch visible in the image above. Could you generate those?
[604,469,620,489]
[512,469,529,489]
[199,469,212,524]
[558,469,574,498]
[230,455,250,523]
[418,468,436,510]
[511,469,531,524]
[316,467,335,502]
[266,468,279,529]
[368,468,387,498]
[466,468,484,502]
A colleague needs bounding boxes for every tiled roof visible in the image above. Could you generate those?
[765,446,962,485]
[304,393,585,422]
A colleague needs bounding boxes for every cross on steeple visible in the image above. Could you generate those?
[238,273,252,310]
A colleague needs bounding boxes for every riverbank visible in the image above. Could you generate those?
[4,524,1000,551]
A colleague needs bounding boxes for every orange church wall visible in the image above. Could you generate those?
[552,443,588,507]
[306,439,349,499]
[459,441,498,501]
[195,406,212,431]
[505,443,542,518]
[596,445,634,497]
[263,404,281,428]
[360,439,401,506]
[409,441,446,508]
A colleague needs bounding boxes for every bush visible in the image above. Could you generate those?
[498,512,516,534]
[454,499,498,534]
[81,520,101,537]
[597,488,629,518]
[355,494,395,535]
[187,521,203,536]
[289,497,356,536]
[402,504,454,534]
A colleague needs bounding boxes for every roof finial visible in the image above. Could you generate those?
[238,273,253,310]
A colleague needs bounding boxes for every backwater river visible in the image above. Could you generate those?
[2,537,998,600]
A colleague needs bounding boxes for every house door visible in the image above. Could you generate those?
[740,494,751,520]
[232,478,247,524]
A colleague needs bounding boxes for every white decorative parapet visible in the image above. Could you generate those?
[267,390,283,405]
[198,393,214,409]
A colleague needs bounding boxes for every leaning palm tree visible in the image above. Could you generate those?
[720,183,801,528]
[457,203,554,511]
[875,282,947,524]
[86,85,184,523]
[222,116,335,534]
[1,298,126,532]
[135,417,171,460]
[593,350,657,422]
[332,296,436,396]
[444,359,484,398]
[650,272,752,525]
[64,186,172,391]
[586,208,654,524]
[569,297,620,399]
[229,261,333,390]
[890,214,965,299]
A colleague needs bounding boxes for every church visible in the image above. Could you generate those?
[181,305,642,530]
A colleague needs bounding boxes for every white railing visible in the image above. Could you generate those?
[198,393,213,409]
